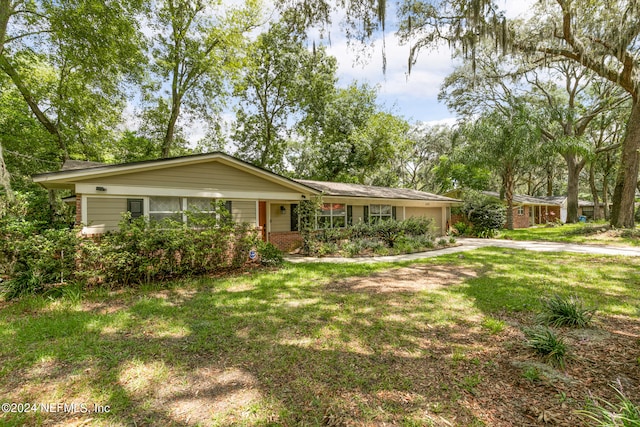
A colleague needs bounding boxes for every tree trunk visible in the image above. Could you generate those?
[588,162,601,220]
[0,0,11,56]
[504,169,514,230]
[546,165,553,196]
[0,142,14,203]
[603,169,610,221]
[162,98,181,158]
[564,152,583,223]
[610,100,640,228]
[602,152,614,220]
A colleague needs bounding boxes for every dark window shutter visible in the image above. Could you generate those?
[224,200,232,213]
[127,199,144,219]
[392,206,397,220]
[363,205,369,223]
[291,204,299,231]
[347,205,353,225]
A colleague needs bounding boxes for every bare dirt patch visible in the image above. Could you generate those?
[329,265,478,293]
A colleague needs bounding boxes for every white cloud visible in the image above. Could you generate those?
[311,28,459,122]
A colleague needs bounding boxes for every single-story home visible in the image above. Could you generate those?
[482,191,564,228]
[33,152,461,251]
[446,190,564,229]
[538,196,611,222]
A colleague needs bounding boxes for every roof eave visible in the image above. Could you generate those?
[32,152,320,195]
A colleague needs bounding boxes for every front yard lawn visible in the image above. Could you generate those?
[498,222,640,246]
[1,248,639,426]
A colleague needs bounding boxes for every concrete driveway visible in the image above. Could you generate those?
[285,237,640,264]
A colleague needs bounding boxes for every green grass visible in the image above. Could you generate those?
[498,222,640,246]
[1,248,639,425]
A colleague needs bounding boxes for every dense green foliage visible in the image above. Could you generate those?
[232,24,337,173]
[308,216,438,256]
[467,203,506,237]
[0,206,259,299]
[456,192,507,237]
[256,241,284,266]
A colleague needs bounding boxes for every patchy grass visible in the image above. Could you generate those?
[0,248,639,426]
[498,222,640,246]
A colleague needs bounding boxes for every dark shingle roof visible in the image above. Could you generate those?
[61,160,107,171]
[483,191,563,206]
[295,179,460,202]
[538,196,567,205]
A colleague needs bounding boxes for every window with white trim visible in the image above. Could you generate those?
[517,206,525,216]
[149,197,182,222]
[317,203,346,228]
[369,204,393,222]
[149,197,231,224]
[186,197,216,213]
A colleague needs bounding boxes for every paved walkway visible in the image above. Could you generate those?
[284,238,640,264]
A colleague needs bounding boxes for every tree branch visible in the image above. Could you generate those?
[3,29,53,44]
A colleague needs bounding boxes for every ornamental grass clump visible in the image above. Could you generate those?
[524,326,568,368]
[538,294,595,328]
[579,384,640,427]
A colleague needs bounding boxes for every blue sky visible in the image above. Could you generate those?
[307,0,531,126]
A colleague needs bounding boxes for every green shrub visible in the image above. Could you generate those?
[315,242,339,256]
[437,238,448,246]
[2,206,260,298]
[257,241,284,266]
[579,385,640,427]
[316,226,348,244]
[342,240,364,257]
[468,202,506,237]
[538,294,596,328]
[3,228,82,299]
[373,245,390,256]
[453,221,471,236]
[393,236,415,254]
[399,216,436,237]
[524,326,568,368]
[373,219,404,247]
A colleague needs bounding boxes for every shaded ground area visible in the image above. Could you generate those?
[0,249,639,426]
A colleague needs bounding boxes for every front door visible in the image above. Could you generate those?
[258,201,267,241]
